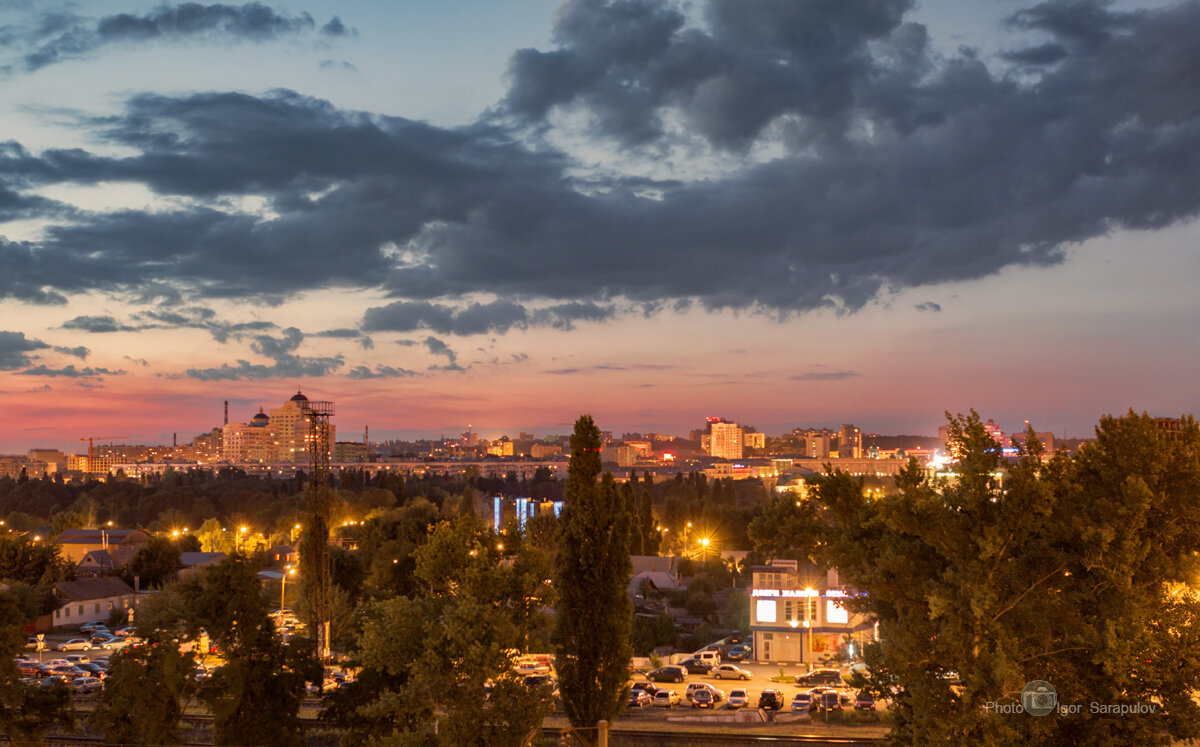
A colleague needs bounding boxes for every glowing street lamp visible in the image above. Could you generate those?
[281,565,296,610]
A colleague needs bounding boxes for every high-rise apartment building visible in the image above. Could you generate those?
[838,424,862,459]
[222,392,334,464]
[803,434,830,459]
[223,409,271,462]
[708,419,744,460]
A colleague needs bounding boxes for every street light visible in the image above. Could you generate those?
[237,526,248,553]
[281,566,296,610]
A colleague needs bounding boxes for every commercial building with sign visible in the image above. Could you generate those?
[749,559,873,666]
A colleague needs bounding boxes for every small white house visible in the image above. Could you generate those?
[52,578,138,626]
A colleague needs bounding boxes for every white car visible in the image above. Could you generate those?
[652,689,681,708]
[711,664,751,680]
[101,637,129,651]
[727,688,749,708]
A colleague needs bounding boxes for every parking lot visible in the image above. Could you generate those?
[627,661,882,715]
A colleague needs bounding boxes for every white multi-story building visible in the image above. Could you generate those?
[749,559,872,666]
[223,409,270,462]
[708,420,744,460]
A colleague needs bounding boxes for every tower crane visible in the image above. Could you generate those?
[79,436,128,464]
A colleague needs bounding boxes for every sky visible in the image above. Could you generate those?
[1,0,1198,453]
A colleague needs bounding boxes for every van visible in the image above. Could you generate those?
[692,650,721,667]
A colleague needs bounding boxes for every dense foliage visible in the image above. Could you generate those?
[758,411,1200,746]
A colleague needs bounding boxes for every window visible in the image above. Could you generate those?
[95,603,101,613]
[827,600,848,624]
[756,599,777,624]
[77,605,83,616]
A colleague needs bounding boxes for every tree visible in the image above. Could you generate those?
[178,555,319,747]
[127,534,183,588]
[776,412,1200,746]
[554,415,633,739]
[91,639,196,745]
[328,518,554,745]
[0,591,72,742]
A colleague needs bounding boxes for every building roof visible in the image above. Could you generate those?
[290,390,308,402]
[629,570,682,596]
[55,529,150,545]
[54,577,136,601]
[180,552,226,567]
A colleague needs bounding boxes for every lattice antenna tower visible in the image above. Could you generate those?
[305,399,335,660]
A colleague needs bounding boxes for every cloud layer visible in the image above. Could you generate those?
[1,0,1198,354]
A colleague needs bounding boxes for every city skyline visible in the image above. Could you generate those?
[2,0,1198,451]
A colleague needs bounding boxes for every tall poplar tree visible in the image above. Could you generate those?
[554,415,634,739]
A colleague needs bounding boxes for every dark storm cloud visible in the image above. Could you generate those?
[17,364,124,377]
[61,308,274,342]
[18,3,334,72]
[504,0,916,148]
[319,17,353,37]
[1,0,1200,326]
[423,336,463,371]
[0,330,48,369]
[61,315,140,333]
[362,300,532,336]
[183,326,346,380]
[347,364,415,379]
[185,354,344,380]
[53,345,89,359]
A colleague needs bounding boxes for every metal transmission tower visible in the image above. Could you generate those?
[303,399,335,660]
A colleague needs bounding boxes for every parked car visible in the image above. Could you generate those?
[514,660,551,676]
[757,689,785,710]
[79,622,108,634]
[691,650,721,667]
[677,657,713,675]
[77,662,106,677]
[100,637,129,651]
[40,675,71,689]
[630,682,661,696]
[726,644,753,661]
[711,664,752,680]
[647,666,686,683]
[64,654,91,665]
[628,689,651,708]
[727,688,749,708]
[24,637,40,650]
[690,688,714,708]
[71,676,103,694]
[652,689,680,708]
[523,674,557,691]
[685,682,725,704]
[50,665,87,678]
[16,660,45,677]
[854,691,877,711]
[817,688,843,711]
[112,626,135,638]
[794,668,844,687]
[792,691,815,712]
[58,639,92,652]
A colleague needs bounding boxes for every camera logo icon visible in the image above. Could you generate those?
[1022,680,1057,716]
